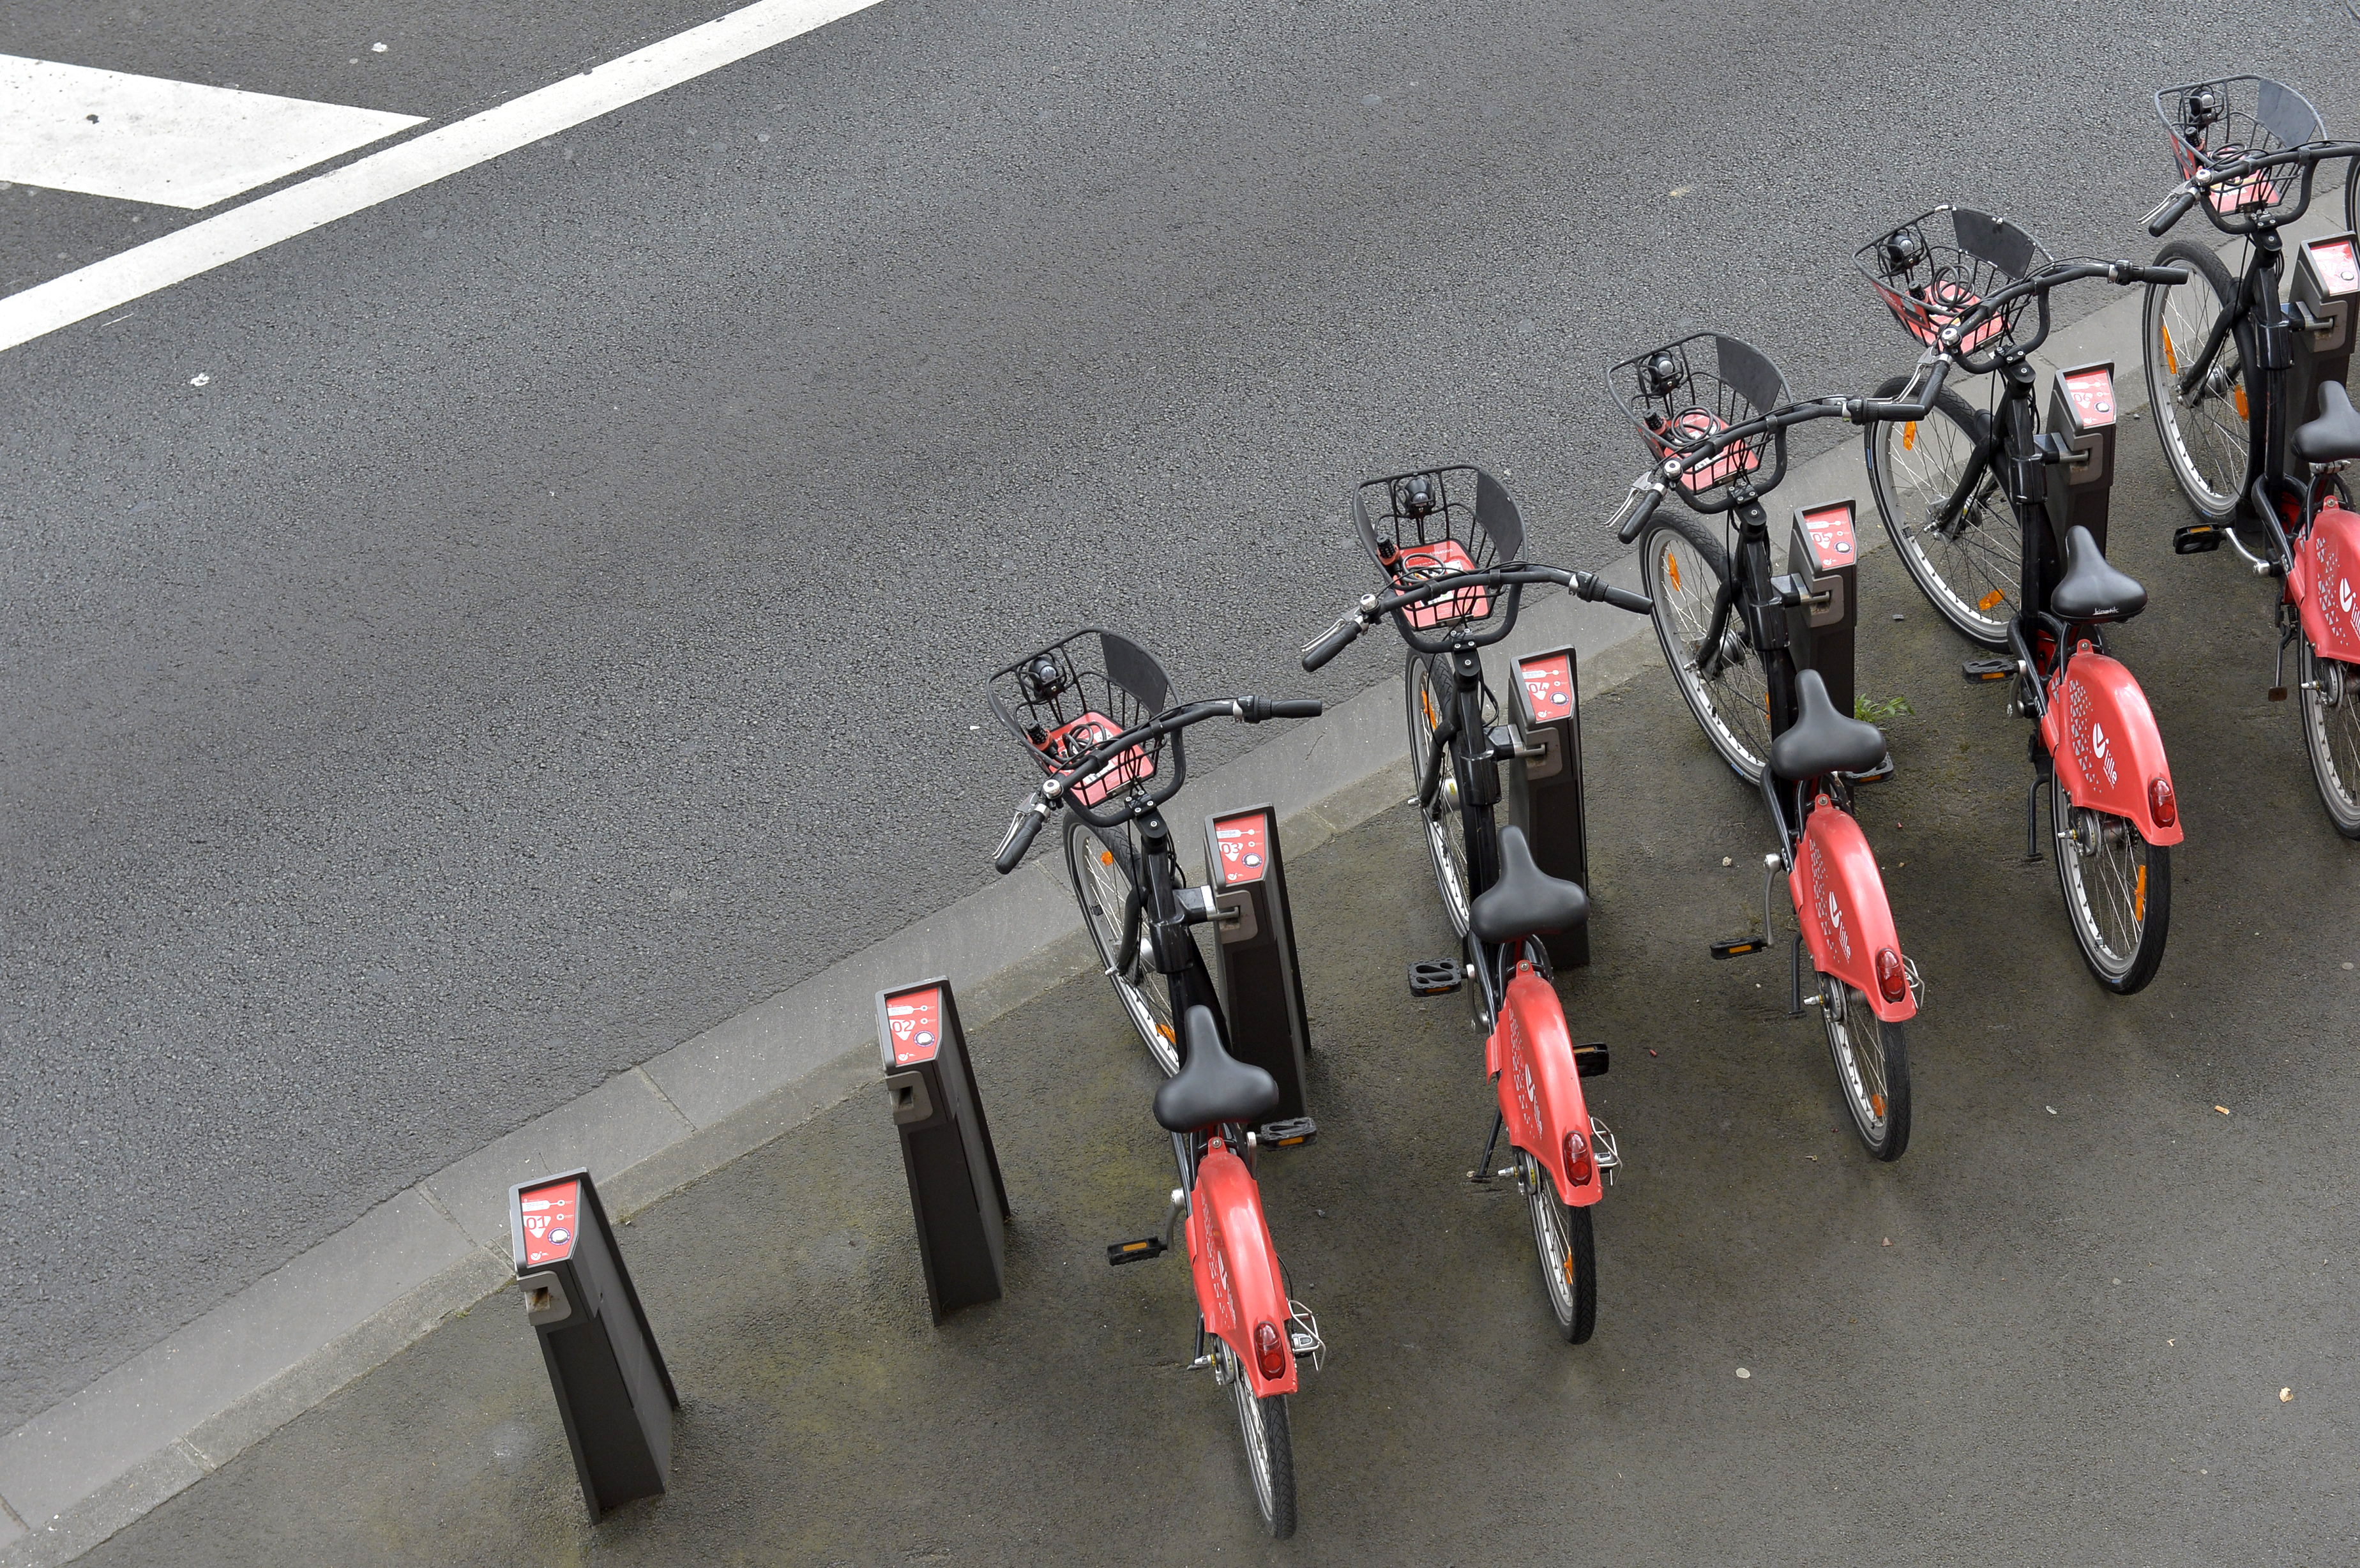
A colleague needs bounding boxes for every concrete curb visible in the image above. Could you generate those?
[0,245,2227,1563]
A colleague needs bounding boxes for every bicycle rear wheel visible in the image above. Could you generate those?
[1640,513,1769,783]
[1518,1147,1597,1343]
[2297,636,2360,838]
[1863,376,2018,649]
[2049,769,2171,993]
[2144,240,2248,525]
[1818,976,1910,1161]
[1220,1342,1297,1539]
[1404,651,1473,933]
[1063,815,1180,1074]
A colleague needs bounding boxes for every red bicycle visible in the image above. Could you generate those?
[1301,468,1653,1332]
[988,632,1324,1537]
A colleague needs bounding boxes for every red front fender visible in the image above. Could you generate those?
[2289,503,2360,663]
[2039,650,2182,846]
[1488,965,1602,1208]
[1787,801,1916,1024]
[1185,1140,1296,1397]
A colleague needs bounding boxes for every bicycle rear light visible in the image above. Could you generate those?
[1562,1128,1595,1188]
[1254,1320,1287,1380]
[2149,777,2177,829]
[1875,948,1908,1004]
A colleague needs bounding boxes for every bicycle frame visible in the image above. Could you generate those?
[1906,363,2183,848]
[1427,654,1603,1203]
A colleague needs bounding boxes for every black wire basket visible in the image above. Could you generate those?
[2155,75,2324,222]
[987,628,1177,827]
[1605,333,1789,504]
[1856,206,2052,368]
[1350,465,1524,646]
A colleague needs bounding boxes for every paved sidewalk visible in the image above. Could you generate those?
[52,428,2360,1567]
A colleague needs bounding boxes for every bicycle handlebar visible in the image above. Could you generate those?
[1301,566,1652,671]
[989,695,1326,871]
[2144,139,2360,237]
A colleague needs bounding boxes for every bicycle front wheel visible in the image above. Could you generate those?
[2297,636,2360,838]
[1640,512,1769,782]
[1863,376,2018,649]
[2049,769,2171,993]
[1818,976,1910,1161]
[1063,815,1180,1074]
[1405,651,1473,934]
[1221,1344,1297,1539]
[1519,1147,1597,1343]
[2144,239,2248,524]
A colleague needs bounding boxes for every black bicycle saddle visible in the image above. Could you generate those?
[2295,380,2360,464]
[1152,1006,1280,1133]
[2048,525,2146,622]
[1469,825,1589,945]
[1768,668,1888,781]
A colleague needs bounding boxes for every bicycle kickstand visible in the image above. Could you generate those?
[1763,854,1803,1018]
[1467,1110,1506,1182]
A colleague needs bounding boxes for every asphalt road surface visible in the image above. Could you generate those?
[3,0,2354,1430]
[74,437,2360,1564]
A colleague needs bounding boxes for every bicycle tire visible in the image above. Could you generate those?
[2143,239,2249,525]
[1817,976,1910,1161]
[1222,1344,1297,1539]
[2048,769,2171,993]
[2297,634,2360,838]
[1520,1147,1597,1343]
[1063,815,1181,1074]
[1862,375,2019,649]
[1404,651,1473,934]
[1639,512,1769,783]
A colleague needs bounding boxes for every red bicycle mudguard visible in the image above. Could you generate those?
[2288,503,2360,663]
[1184,1139,1297,1398]
[1786,801,1916,1024]
[2038,649,2184,847]
[1485,964,1603,1209]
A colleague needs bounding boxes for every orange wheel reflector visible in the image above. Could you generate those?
[1978,588,2006,612]
[1157,1023,1175,1043]
[1871,1092,1887,1118]
[2162,323,2179,376]
[2135,864,2147,923]
[1100,848,1114,867]
[1667,552,1682,592]
[1421,690,1439,730]
[2234,384,2249,420]
[1902,421,1918,452]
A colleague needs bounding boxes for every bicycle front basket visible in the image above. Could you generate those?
[1350,464,1523,645]
[1605,331,1788,505]
[2155,75,2325,222]
[1856,205,2053,365]
[987,628,1178,825]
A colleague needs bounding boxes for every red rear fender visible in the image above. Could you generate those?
[1786,802,1914,1023]
[1489,966,1602,1207]
[2039,651,2182,845]
[2290,504,2360,663]
[1184,1141,1297,1397]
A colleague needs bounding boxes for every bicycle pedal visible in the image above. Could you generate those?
[2175,524,2227,555]
[1846,755,1896,785]
[1962,658,2015,682]
[1106,1237,1168,1266]
[1573,1043,1609,1078]
[1710,936,1770,959]
[1257,1117,1317,1148]
[1407,958,1464,997]
[2269,685,2290,702]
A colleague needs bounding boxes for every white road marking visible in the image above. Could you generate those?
[0,0,886,354]
[0,56,425,208]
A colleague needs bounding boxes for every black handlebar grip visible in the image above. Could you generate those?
[1615,483,1665,544]
[1264,698,1324,719]
[2138,264,2192,285]
[1300,614,1361,672]
[993,802,1047,873]
[1599,584,1653,615]
[2147,187,2200,237]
